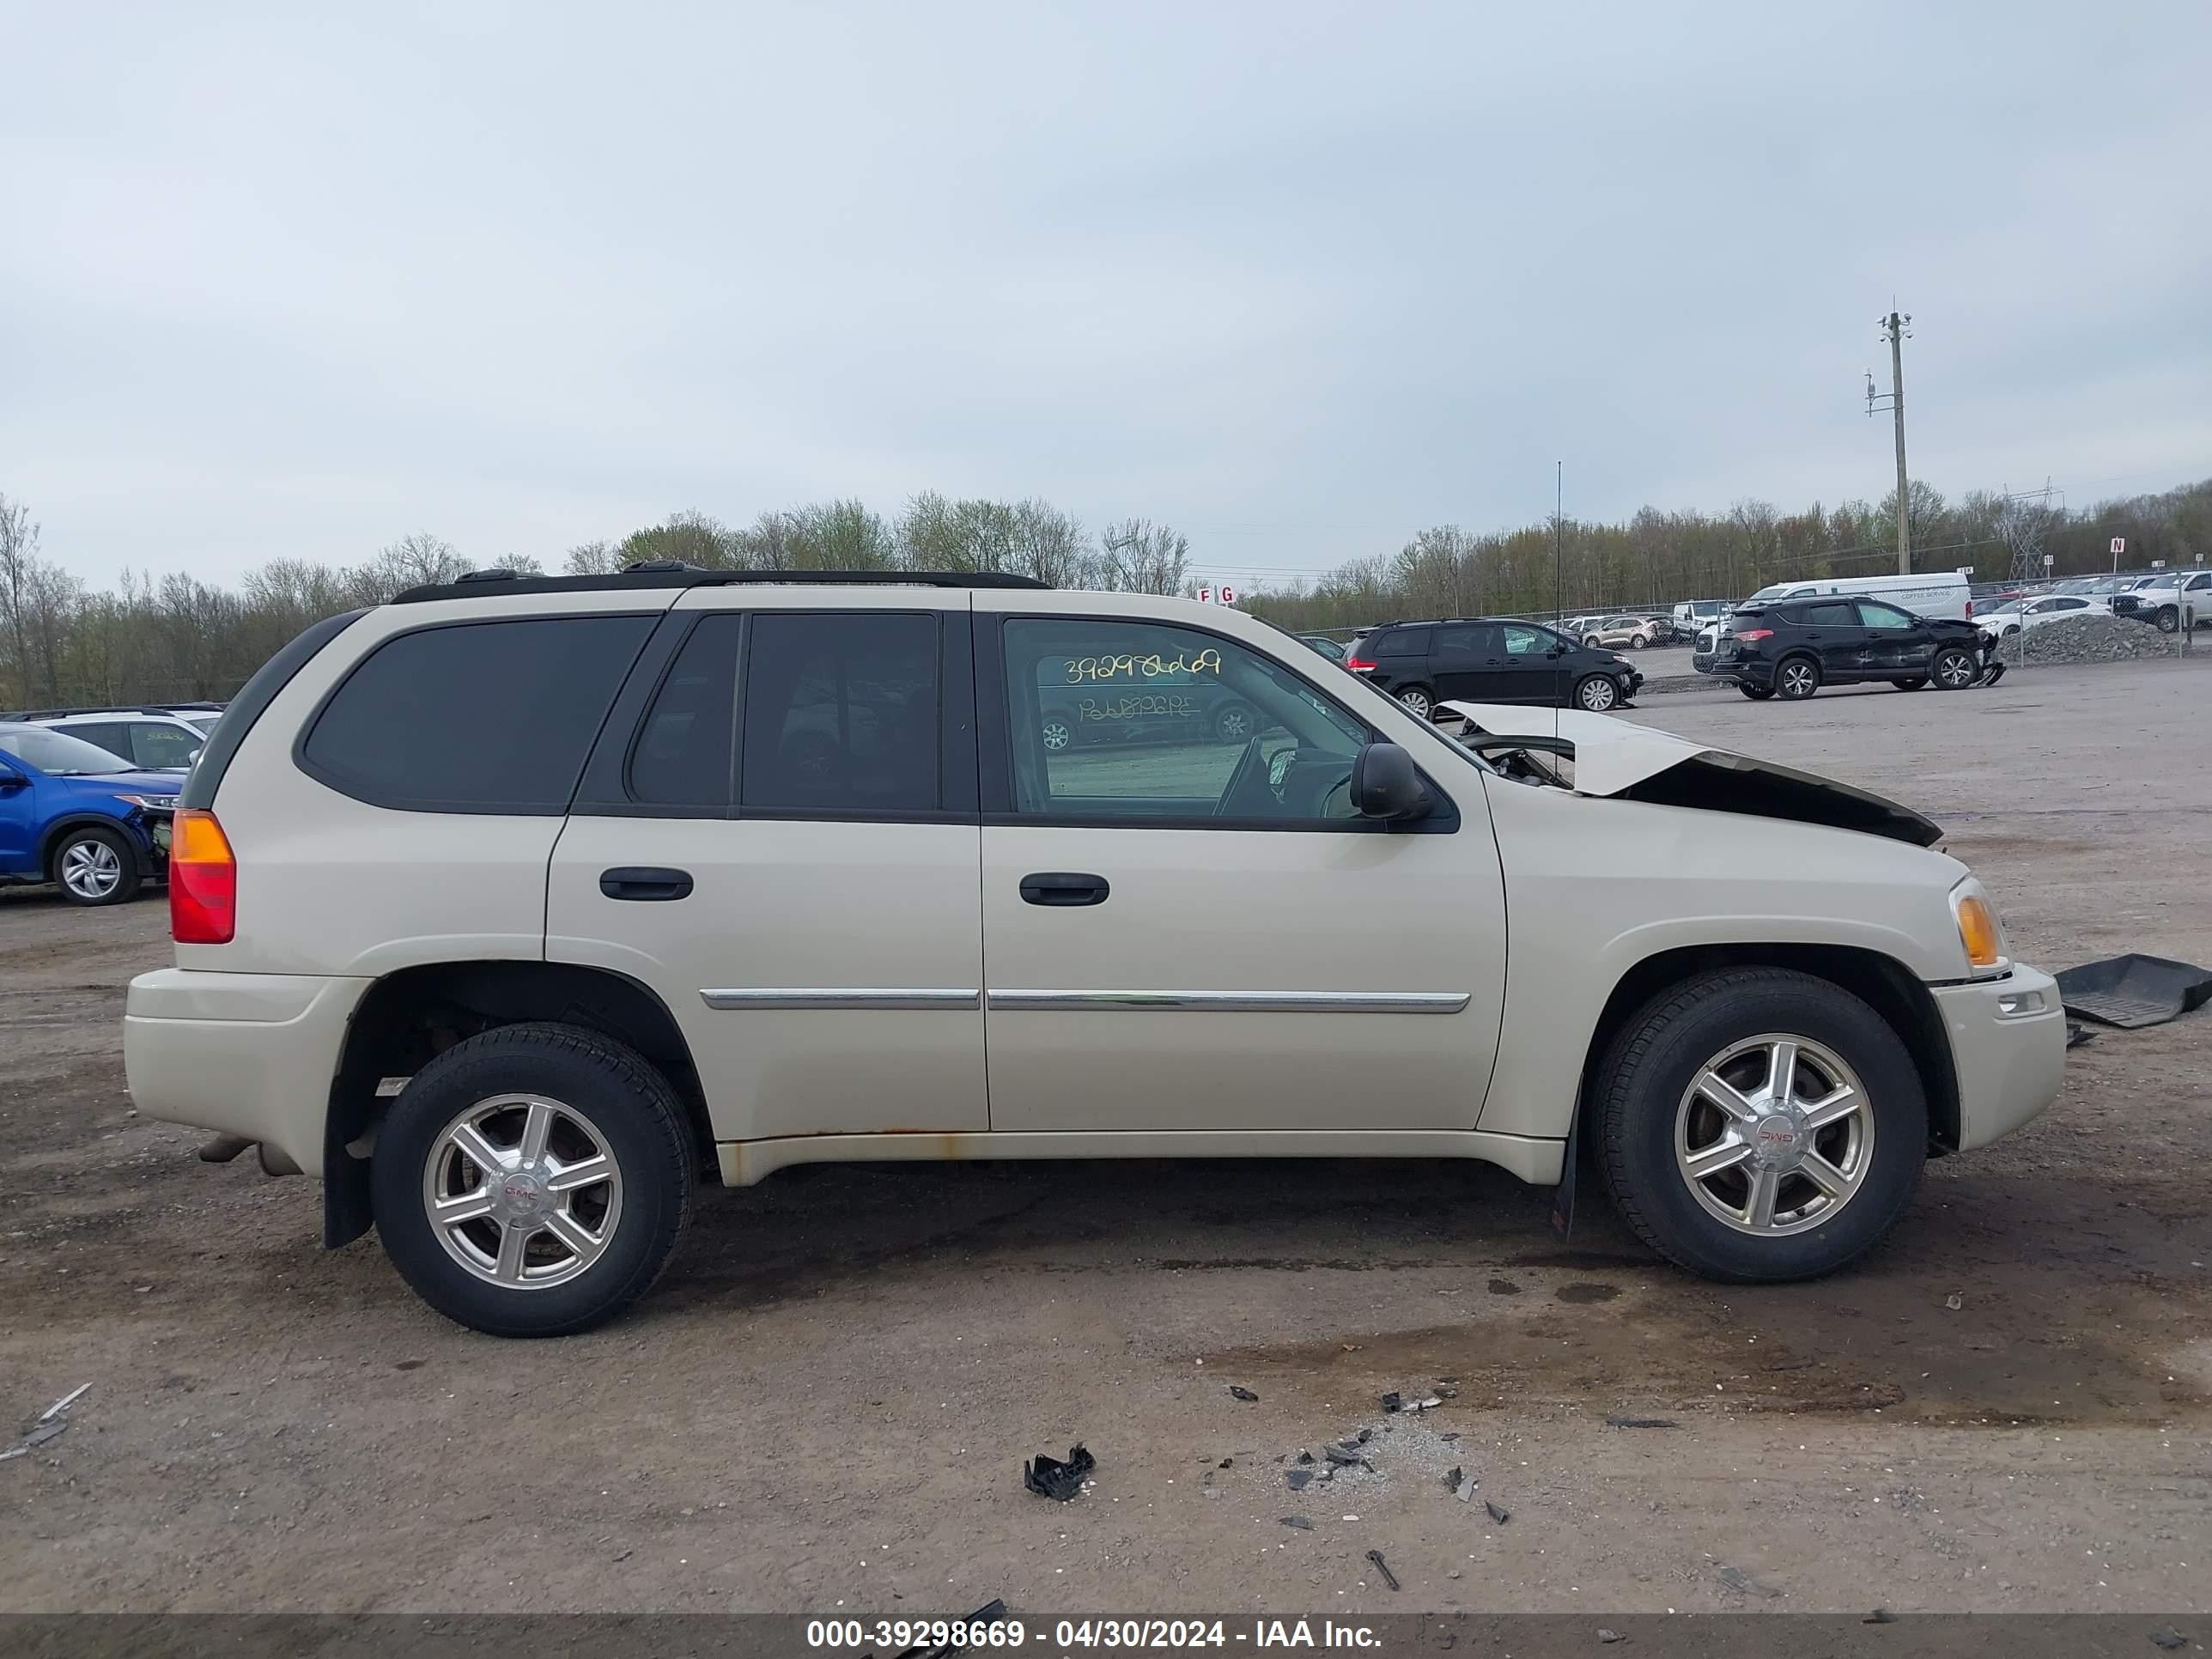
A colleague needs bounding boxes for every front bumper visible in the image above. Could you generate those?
[124,969,372,1177]
[1931,963,2065,1151]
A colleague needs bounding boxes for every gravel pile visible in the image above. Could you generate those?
[1994,613,2187,665]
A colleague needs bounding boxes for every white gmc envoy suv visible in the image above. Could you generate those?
[123,567,2064,1335]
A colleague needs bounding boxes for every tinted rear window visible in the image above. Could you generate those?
[301,615,653,812]
[1373,628,1428,657]
[1798,601,1857,627]
[739,612,940,817]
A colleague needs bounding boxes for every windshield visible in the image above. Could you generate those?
[186,715,221,735]
[0,725,136,776]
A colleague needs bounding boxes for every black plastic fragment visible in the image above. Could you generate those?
[1605,1415,1680,1429]
[1279,1515,1313,1530]
[2065,1021,2094,1049]
[1228,1385,1260,1401]
[1865,1609,1898,1626]
[1023,1443,1095,1502]
[1286,1469,1313,1491]
[1484,1500,1510,1524]
[1365,1549,1401,1591]
[2056,954,2212,1030]
[2149,1631,2187,1651]
[1381,1391,1403,1413]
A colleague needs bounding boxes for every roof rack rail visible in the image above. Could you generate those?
[1,703,220,721]
[392,568,1052,604]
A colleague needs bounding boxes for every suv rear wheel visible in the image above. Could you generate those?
[1395,685,1435,720]
[1594,967,1926,1281]
[1775,656,1820,700]
[371,1023,694,1336]
[52,825,141,907]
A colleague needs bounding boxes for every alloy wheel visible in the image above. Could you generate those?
[1781,661,1818,698]
[1398,689,1432,718]
[422,1093,624,1290]
[1674,1035,1873,1237]
[1577,678,1617,712]
[1936,650,1977,688]
[1042,720,1073,751]
[59,838,123,901]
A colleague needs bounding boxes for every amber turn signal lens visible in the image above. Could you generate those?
[1956,894,2002,969]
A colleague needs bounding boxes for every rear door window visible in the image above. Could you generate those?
[1801,602,1859,627]
[301,615,654,812]
[738,612,940,817]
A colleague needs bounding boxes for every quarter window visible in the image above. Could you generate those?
[300,616,653,812]
[629,616,740,807]
[738,612,939,816]
[1002,618,1367,823]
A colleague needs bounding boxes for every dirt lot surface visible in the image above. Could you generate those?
[3,656,2209,1616]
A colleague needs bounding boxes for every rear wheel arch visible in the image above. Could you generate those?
[1576,942,1960,1158]
[324,960,712,1248]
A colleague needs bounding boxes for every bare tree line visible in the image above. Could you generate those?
[2,475,2203,708]
[0,494,1191,708]
[1243,478,2212,635]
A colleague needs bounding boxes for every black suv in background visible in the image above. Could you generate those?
[1346,618,1642,715]
[1711,598,1988,701]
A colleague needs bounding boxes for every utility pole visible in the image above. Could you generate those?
[1867,310,1913,574]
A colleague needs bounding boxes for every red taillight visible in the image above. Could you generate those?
[1346,656,1378,672]
[169,809,236,945]
[1964,598,1974,617]
[1733,628,1773,641]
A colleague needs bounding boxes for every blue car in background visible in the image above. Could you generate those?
[0,722,181,906]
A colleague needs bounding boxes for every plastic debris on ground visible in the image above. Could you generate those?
[2065,1021,2094,1049]
[1717,1565,1780,1598]
[1605,1415,1678,1429]
[895,1601,1010,1659]
[1285,1468,1313,1492]
[1365,1549,1401,1591]
[1228,1385,1260,1402]
[2056,954,2212,1030]
[0,1384,91,1463]
[1484,1500,1510,1524]
[1279,1516,1313,1530]
[1022,1443,1095,1502]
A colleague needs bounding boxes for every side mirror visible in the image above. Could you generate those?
[1350,742,1430,822]
[0,769,25,793]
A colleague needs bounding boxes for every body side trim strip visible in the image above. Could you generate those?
[986,988,1470,1014]
[700,988,981,1012]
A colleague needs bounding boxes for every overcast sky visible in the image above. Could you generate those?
[6,2,2208,591]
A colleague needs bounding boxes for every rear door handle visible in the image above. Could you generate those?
[1020,872,1110,907]
[600,866,693,902]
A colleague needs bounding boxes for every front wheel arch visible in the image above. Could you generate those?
[1575,943,1960,1158]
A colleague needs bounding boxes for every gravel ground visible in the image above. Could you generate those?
[2,655,2209,1616]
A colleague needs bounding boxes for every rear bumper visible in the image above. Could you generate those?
[124,969,371,1177]
[1931,963,2066,1151]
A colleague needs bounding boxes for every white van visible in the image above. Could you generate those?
[1741,571,1972,623]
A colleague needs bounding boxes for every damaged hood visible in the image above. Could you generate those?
[1440,701,1943,848]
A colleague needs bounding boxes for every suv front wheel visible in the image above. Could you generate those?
[1594,967,1926,1282]
[371,1024,695,1336]
[52,825,142,907]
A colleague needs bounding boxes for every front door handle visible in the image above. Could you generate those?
[1020,872,1110,907]
[600,866,693,902]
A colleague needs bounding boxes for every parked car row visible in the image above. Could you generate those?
[0,702,225,905]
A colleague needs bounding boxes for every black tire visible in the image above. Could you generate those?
[1395,684,1436,720]
[1039,708,1078,752]
[1738,684,1775,701]
[1775,655,1820,700]
[1931,646,1978,690]
[2155,606,2179,635]
[371,1023,695,1337]
[50,824,142,907]
[1595,967,1927,1283]
[1574,674,1619,713]
[1212,700,1258,742]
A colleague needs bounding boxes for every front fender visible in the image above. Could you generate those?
[1474,779,1967,1140]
